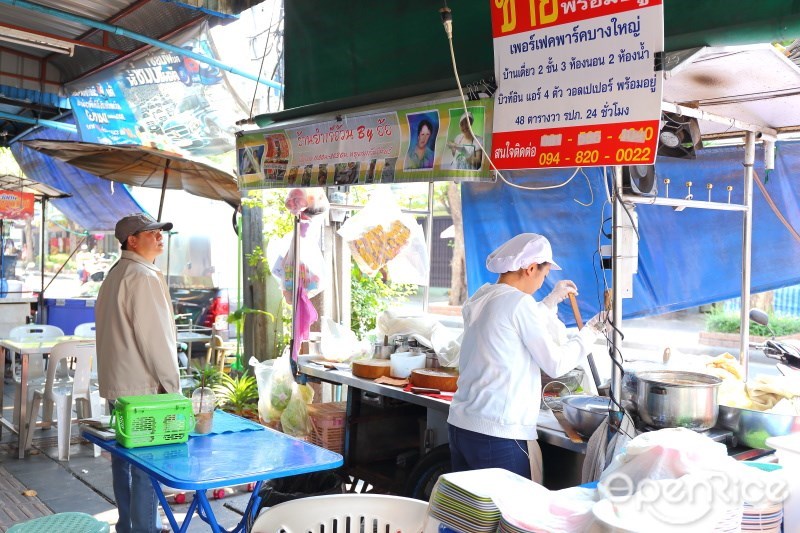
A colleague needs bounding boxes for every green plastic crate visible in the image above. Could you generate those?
[112,393,194,448]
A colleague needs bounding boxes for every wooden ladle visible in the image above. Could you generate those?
[568,293,602,390]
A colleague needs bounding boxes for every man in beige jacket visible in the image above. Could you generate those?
[96,212,178,533]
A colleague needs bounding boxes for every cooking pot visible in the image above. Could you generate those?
[636,371,722,431]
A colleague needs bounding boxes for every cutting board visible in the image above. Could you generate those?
[410,368,459,392]
[352,359,391,379]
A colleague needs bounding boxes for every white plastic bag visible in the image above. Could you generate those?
[266,352,294,423]
[320,317,370,362]
[268,216,325,302]
[337,189,429,284]
[249,356,275,423]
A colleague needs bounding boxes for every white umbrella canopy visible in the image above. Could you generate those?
[21,140,240,220]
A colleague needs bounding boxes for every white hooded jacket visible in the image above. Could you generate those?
[447,283,598,440]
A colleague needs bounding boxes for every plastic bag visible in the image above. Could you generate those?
[250,356,275,423]
[268,216,325,302]
[337,189,429,284]
[279,382,314,437]
[320,317,371,362]
[285,187,330,218]
[267,353,294,422]
[280,395,312,437]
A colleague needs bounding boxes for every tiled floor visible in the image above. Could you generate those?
[0,382,252,532]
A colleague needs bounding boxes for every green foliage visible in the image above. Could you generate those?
[229,306,275,326]
[182,364,223,398]
[194,364,224,389]
[347,183,451,215]
[245,246,270,282]
[45,253,73,272]
[705,310,800,337]
[213,371,259,416]
[350,260,416,339]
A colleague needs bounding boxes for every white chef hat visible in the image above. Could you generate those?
[485,233,562,273]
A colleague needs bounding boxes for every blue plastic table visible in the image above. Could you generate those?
[83,412,343,533]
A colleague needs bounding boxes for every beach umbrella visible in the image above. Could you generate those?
[21,140,240,221]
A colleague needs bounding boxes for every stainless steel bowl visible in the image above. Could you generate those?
[718,404,800,449]
[636,371,722,431]
[561,395,612,438]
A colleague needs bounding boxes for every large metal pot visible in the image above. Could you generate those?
[718,404,800,449]
[636,371,722,431]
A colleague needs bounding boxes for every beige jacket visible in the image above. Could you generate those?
[95,250,179,401]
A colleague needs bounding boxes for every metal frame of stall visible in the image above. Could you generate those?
[607,103,777,426]
[0,175,71,317]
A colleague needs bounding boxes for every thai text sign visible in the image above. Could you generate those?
[237,99,494,189]
[490,0,663,169]
[0,190,34,220]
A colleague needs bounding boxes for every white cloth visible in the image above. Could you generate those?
[447,283,599,440]
[485,233,561,273]
[96,250,179,401]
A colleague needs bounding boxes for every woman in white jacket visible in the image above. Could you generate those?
[447,233,607,483]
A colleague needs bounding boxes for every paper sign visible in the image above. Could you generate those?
[0,190,34,220]
[490,0,664,169]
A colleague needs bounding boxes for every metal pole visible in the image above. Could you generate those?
[423,181,435,312]
[739,132,756,380]
[0,0,283,89]
[0,111,77,133]
[165,232,172,287]
[157,160,170,223]
[289,215,305,382]
[38,197,46,324]
[610,166,625,414]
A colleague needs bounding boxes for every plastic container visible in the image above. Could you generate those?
[766,432,800,533]
[191,387,216,434]
[390,351,426,378]
[113,393,194,448]
[44,298,96,336]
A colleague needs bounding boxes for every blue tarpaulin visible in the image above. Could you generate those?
[9,118,143,231]
[462,141,800,325]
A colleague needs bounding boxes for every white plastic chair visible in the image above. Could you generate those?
[9,325,65,428]
[23,340,101,461]
[73,322,96,338]
[250,494,428,533]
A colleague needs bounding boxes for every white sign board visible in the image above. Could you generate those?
[490,0,664,169]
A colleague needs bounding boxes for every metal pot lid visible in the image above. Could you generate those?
[636,370,722,387]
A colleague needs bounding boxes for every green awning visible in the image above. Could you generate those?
[263,0,800,125]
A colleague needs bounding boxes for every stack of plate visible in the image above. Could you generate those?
[714,505,744,533]
[428,472,502,533]
[741,501,782,532]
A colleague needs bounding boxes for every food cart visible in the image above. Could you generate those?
[233,4,800,530]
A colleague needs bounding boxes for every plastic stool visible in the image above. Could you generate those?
[7,512,110,533]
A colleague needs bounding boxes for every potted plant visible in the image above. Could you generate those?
[213,371,259,419]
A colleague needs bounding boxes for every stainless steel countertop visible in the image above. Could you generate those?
[299,356,587,454]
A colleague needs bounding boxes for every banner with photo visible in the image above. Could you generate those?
[66,23,247,158]
[236,99,494,190]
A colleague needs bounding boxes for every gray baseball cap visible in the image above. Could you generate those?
[115,213,173,244]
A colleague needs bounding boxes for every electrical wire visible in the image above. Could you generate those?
[441,7,592,202]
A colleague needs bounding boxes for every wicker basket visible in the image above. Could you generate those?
[307,402,347,454]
